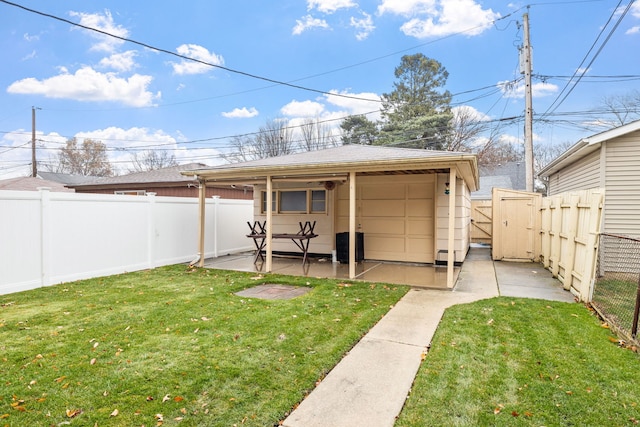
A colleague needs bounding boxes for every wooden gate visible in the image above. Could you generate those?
[492,188,541,261]
[470,200,492,244]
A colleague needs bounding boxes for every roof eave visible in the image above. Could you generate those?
[187,154,479,191]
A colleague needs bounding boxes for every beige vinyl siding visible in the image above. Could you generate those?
[548,149,601,195]
[604,132,640,237]
[253,182,334,254]
[435,175,469,263]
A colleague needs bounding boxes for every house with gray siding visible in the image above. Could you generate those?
[538,119,640,237]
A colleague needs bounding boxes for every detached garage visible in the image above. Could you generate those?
[183,145,479,287]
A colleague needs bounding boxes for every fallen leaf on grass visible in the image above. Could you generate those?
[173,396,184,402]
[90,358,97,365]
[0,413,9,419]
[110,409,119,417]
[162,394,171,403]
[66,408,82,418]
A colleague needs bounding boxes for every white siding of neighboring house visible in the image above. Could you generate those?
[548,149,601,195]
[604,131,640,237]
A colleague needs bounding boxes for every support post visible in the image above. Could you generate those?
[266,176,273,272]
[349,171,357,280]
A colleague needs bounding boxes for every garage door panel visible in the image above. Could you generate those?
[407,238,434,262]
[407,199,433,217]
[407,219,433,236]
[365,235,406,254]
[362,200,405,216]
[408,181,434,198]
[361,184,404,200]
[361,218,405,235]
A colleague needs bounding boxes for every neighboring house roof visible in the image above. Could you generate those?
[67,163,208,190]
[182,145,479,191]
[473,161,526,199]
[0,176,75,192]
[37,172,100,186]
[539,119,640,177]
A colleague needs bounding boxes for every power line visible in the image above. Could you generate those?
[0,0,381,104]
[541,0,632,116]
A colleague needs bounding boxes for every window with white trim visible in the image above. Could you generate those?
[261,190,326,214]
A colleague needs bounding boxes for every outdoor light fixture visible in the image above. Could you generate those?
[444,182,450,195]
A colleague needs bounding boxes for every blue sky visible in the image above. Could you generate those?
[1,0,639,178]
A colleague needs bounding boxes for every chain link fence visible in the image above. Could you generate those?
[591,233,640,344]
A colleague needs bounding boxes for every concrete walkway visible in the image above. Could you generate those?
[282,246,575,427]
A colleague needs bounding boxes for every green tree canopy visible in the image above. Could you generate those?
[379,53,452,149]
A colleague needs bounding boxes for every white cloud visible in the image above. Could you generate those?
[626,26,640,35]
[292,15,330,35]
[0,130,66,179]
[171,44,224,75]
[74,127,183,174]
[307,0,357,13]
[281,100,326,117]
[69,10,129,52]
[23,32,39,42]
[452,105,490,122]
[378,0,499,38]
[324,89,381,118]
[378,0,437,17]
[497,80,558,99]
[7,66,160,107]
[351,12,375,40]
[99,50,138,72]
[21,50,37,61]
[222,107,259,118]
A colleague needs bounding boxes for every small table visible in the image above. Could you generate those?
[247,221,318,264]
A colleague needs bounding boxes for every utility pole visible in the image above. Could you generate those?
[32,106,37,177]
[521,12,534,192]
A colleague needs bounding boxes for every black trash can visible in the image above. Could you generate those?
[336,232,364,263]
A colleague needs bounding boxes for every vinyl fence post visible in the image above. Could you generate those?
[147,193,157,269]
[212,196,221,258]
[39,187,51,288]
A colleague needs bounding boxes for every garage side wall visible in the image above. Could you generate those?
[435,174,470,263]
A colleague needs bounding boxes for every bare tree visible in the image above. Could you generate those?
[534,140,573,175]
[52,137,113,176]
[447,106,492,152]
[127,150,178,173]
[224,118,295,163]
[299,117,338,151]
[600,90,640,126]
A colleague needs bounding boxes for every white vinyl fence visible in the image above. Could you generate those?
[0,189,253,295]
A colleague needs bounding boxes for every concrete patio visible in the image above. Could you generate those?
[202,252,460,289]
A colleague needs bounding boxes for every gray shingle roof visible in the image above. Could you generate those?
[0,176,75,192]
[189,145,470,173]
[37,172,100,185]
[68,163,207,188]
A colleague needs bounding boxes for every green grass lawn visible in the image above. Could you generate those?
[396,297,640,426]
[0,265,408,426]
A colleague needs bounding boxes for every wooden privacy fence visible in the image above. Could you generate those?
[539,189,604,301]
[470,200,492,244]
